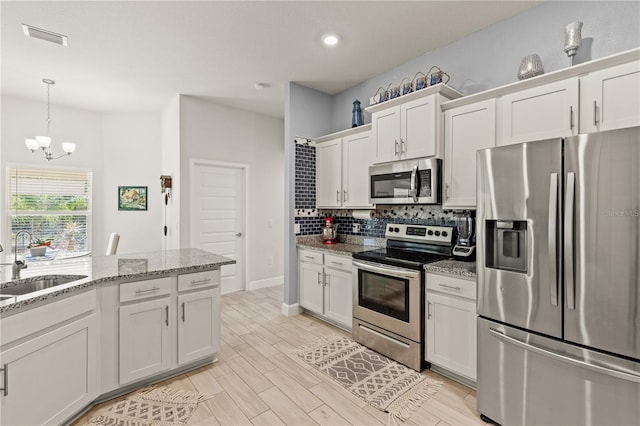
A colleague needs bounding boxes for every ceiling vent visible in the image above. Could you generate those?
[22,24,68,46]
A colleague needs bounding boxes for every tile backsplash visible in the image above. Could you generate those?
[293,139,472,238]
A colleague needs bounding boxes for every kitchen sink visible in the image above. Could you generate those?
[0,275,88,296]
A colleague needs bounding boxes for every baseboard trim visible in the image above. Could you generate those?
[281,302,302,317]
[248,275,284,291]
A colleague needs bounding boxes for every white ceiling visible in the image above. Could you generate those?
[1,1,542,118]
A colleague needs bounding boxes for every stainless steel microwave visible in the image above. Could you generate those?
[369,158,441,204]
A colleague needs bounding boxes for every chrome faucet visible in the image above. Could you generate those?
[12,231,31,280]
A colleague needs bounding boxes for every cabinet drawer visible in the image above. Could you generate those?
[299,249,323,265]
[120,277,172,303]
[426,273,476,301]
[324,254,351,271]
[178,270,219,292]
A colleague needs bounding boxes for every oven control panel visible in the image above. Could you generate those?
[385,224,454,245]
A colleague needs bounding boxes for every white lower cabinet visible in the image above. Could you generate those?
[177,285,221,365]
[425,273,477,383]
[0,291,98,426]
[298,249,352,329]
[119,297,172,385]
[118,271,221,385]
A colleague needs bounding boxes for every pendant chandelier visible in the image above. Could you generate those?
[24,78,76,161]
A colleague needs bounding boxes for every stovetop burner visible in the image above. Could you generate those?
[352,224,454,270]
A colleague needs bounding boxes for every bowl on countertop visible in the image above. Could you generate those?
[29,246,47,257]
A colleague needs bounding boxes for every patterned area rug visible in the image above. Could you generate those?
[90,386,210,426]
[295,335,444,422]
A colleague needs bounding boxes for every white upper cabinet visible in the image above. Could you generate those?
[372,94,441,163]
[443,98,496,209]
[342,131,373,208]
[579,60,640,133]
[316,137,343,208]
[498,78,579,146]
[368,86,462,164]
[315,126,373,209]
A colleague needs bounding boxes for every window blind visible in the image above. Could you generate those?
[7,166,92,254]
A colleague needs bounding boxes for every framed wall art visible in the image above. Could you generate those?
[118,186,148,211]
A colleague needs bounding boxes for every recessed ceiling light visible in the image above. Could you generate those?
[321,33,340,47]
[22,24,68,46]
[254,82,269,90]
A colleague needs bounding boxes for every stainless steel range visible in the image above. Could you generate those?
[352,224,454,371]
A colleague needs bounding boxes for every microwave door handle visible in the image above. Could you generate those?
[410,165,418,202]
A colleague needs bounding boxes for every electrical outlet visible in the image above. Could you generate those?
[353,223,360,233]
[294,223,301,234]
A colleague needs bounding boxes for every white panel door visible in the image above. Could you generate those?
[499,78,579,146]
[177,288,220,365]
[401,95,437,159]
[316,138,343,208]
[342,131,373,208]
[192,163,244,293]
[580,60,640,133]
[0,315,98,426]
[119,298,171,385]
[443,98,496,209]
[323,267,353,328]
[372,106,401,163]
[426,292,477,381]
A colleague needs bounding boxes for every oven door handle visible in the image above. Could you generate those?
[352,260,421,279]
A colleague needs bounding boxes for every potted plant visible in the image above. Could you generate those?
[28,238,51,257]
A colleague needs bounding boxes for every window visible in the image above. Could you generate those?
[7,166,92,255]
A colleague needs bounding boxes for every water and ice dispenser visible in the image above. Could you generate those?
[484,220,528,273]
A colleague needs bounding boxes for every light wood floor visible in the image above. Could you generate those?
[75,285,483,425]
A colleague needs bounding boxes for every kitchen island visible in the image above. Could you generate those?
[0,248,234,425]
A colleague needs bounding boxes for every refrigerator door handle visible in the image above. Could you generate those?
[564,172,576,310]
[489,328,640,383]
[548,173,559,306]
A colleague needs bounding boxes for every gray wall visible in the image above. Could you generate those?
[330,1,640,131]
[283,83,332,306]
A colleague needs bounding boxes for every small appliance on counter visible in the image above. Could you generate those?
[321,216,339,245]
[452,215,476,261]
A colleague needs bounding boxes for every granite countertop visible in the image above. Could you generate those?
[425,259,477,280]
[0,248,235,314]
[296,235,384,257]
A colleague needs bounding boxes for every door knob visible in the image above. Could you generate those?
[236,232,243,237]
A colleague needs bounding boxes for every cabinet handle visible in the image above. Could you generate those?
[182,302,186,322]
[343,189,348,202]
[569,106,574,129]
[593,100,598,126]
[0,364,7,396]
[304,255,316,260]
[190,278,211,286]
[336,190,340,203]
[439,283,461,291]
[317,272,322,285]
[135,286,160,295]
[427,301,432,319]
[401,138,406,154]
[394,140,399,156]
[165,306,169,326]
[324,274,329,287]
[330,261,344,267]
[445,183,450,200]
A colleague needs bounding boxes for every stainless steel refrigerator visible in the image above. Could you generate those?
[476,126,640,425]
